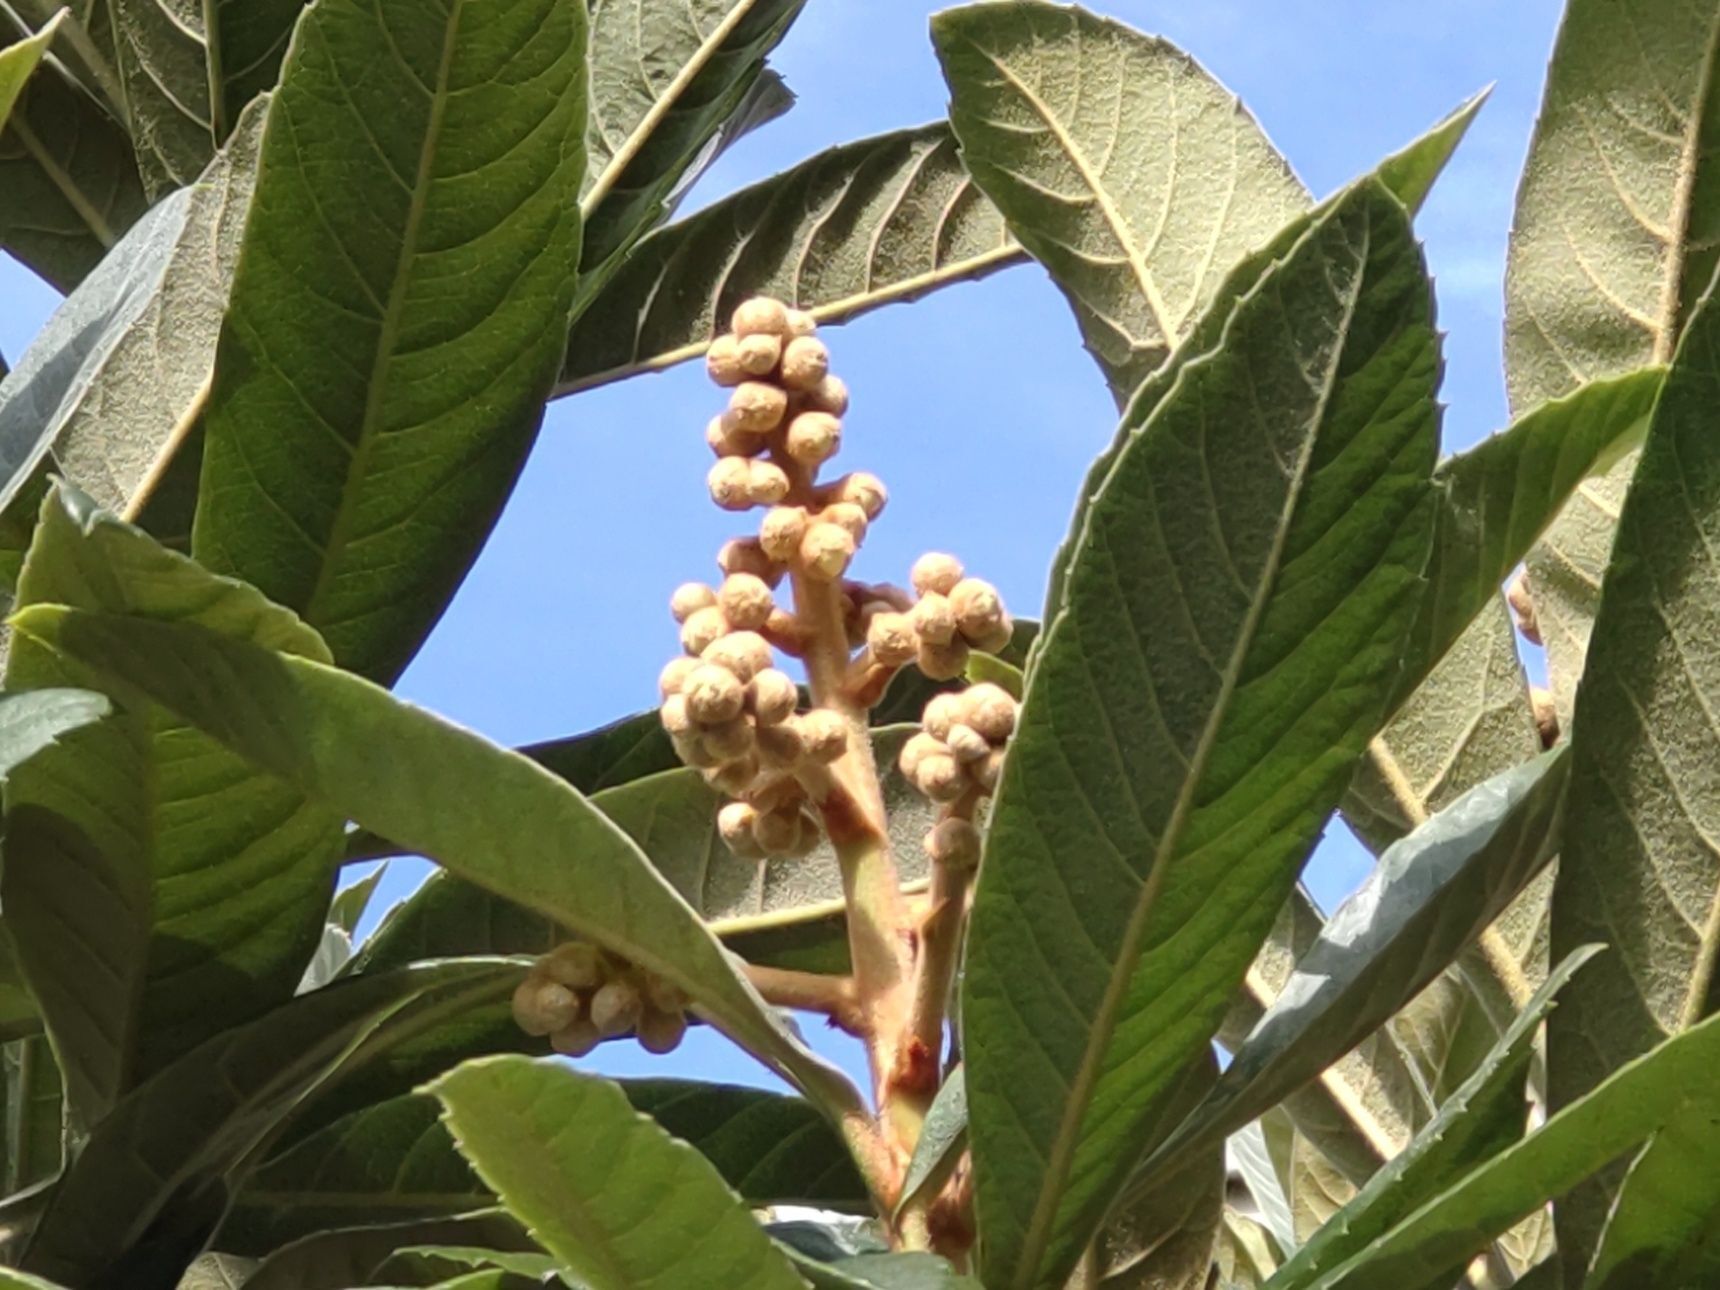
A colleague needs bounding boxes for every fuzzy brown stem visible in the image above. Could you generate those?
[742,963,865,1035]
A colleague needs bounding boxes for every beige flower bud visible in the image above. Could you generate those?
[683,664,746,724]
[706,754,761,796]
[659,694,694,738]
[800,522,856,581]
[821,501,869,542]
[946,723,991,763]
[718,801,764,858]
[706,414,757,458]
[512,977,581,1037]
[759,506,809,562]
[540,942,604,990]
[748,668,799,725]
[785,411,841,466]
[911,552,965,597]
[899,731,949,779]
[708,457,754,511]
[755,720,806,769]
[806,373,850,415]
[780,336,831,390]
[590,978,644,1038]
[826,471,888,519]
[800,709,849,763]
[706,334,746,387]
[732,296,790,338]
[673,732,723,769]
[785,307,817,338]
[680,605,730,656]
[866,611,918,666]
[922,692,967,741]
[658,656,699,698]
[727,381,788,434]
[911,592,958,645]
[1531,686,1559,748]
[645,975,690,1013]
[717,573,774,630]
[967,612,1015,654]
[915,752,967,802]
[737,332,782,375]
[670,582,718,623]
[701,716,755,762]
[918,635,970,682]
[753,805,803,855]
[925,817,982,869]
[1507,569,1540,645]
[637,1006,689,1055]
[717,537,782,587]
[703,630,772,682]
[950,578,1005,641]
[974,748,1007,793]
[788,808,823,858]
[550,1016,602,1057]
[965,683,1018,743]
[746,459,792,505]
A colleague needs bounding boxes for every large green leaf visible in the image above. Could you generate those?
[192,0,589,684]
[432,1056,804,1290]
[1266,947,1598,1289]
[0,12,58,129]
[12,606,867,1128]
[0,18,147,290]
[108,0,302,195]
[20,961,512,1288]
[3,489,342,1126]
[1585,1118,1720,1287]
[0,98,262,547]
[1141,750,1568,1190]
[238,1213,539,1290]
[932,0,1307,405]
[578,0,803,271]
[1507,0,1720,722]
[558,122,1023,394]
[960,182,1439,1288]
[1551,277,1720,1270]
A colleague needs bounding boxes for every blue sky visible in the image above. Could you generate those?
[0,0,1566,1093]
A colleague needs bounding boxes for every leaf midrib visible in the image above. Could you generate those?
[1653,8,1720,361]
[1010,221,1371,1284]
[298,0,463,631]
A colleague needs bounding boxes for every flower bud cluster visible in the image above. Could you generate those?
[863,552,1013,682]
[511,943,690,1056]
[899,681,1019,844]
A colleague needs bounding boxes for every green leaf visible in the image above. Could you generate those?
[961,181,1438,1288]
[21,960,513,1288]
[366,1244,558,1288]
[0,19,147,290]
[193,0,589,684]
[896,1066,966,1219]
[1551,274,1720,1269]
[0,1270,71,1290]
[578,0,803,271]
[432,1056,804,1290]
[1267,947,1599,1289]
[0,97,263,542]
[237,1212,537,1290]
[1508,0,1720,723]
[1585,1114,1720,1287]
[3,489,342,1128]
[12,606,867,1127]
[3,1036,62,1194]
[1294,1009,1720,1290]
[558,122,1023,394]
[0,11,59,131]
[330,862,389,936]
[786,1250,978,1289]
[1144,749,1569,1185]
[1373,89,1489,215]
[933,1,1307,405]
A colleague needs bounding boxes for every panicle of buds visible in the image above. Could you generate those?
[900,680,1020,870]
[511,943,692,1056]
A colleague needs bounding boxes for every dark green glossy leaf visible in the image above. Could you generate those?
[961,181,1438,1289]
[238,1212,537,1290]
[432,1056,804,1290]
[193,0,589,683]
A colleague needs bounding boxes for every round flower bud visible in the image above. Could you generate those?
[590,979,644,1038]
[918,636,970,682]
[748,668,798,725]
[703,630,772,682]
[670,582,718,623]
[800,522,856,581]
[683,663,746,724]
[788,808,823,858]
[965,683,1018,743]
[780,336,831,390]
[925,817,982,869]
[637,1006,689,1055]
[950,578,1006,642]
[827,471,887,519]
[540,942,604,990]
[717,537,782,587]
[821,501,869,542]
[680,605,730,657]
[658,656,699,697]
[915,752,967,802]
[946,723,990,764]
[922,692,968,742]
[899,731,949,779]
[750,806,798,855]
[645,975,690,1013]
[866,611,918,666]
[1508,569,1540,645]
[673,732,723,769]
[550,1016,602,1057]
[706,754,760,796]
[718,573,774,630]
[974,749,1007,793]
[910,592,958,645]
[911,552,965,597]
[746,460,791,506]
[785,411,842,466]
[967,612,1015,654]
[727,381,788,434]
[718,801,764,858]
[785,307,817,338]
[512,977,581,1037]
[800,709,849,763]
[708,457,754,511]
[705,334,746,387]
[755,720,805,769]
[737,332,782,375]
[706,414,758,458]
[701,715,755,761]
[805,374,849,415]
[658,694,693,738]
[732,296,790,338]
[759,506,809,563]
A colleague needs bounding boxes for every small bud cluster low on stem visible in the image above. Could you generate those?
[511,943,691,1056]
